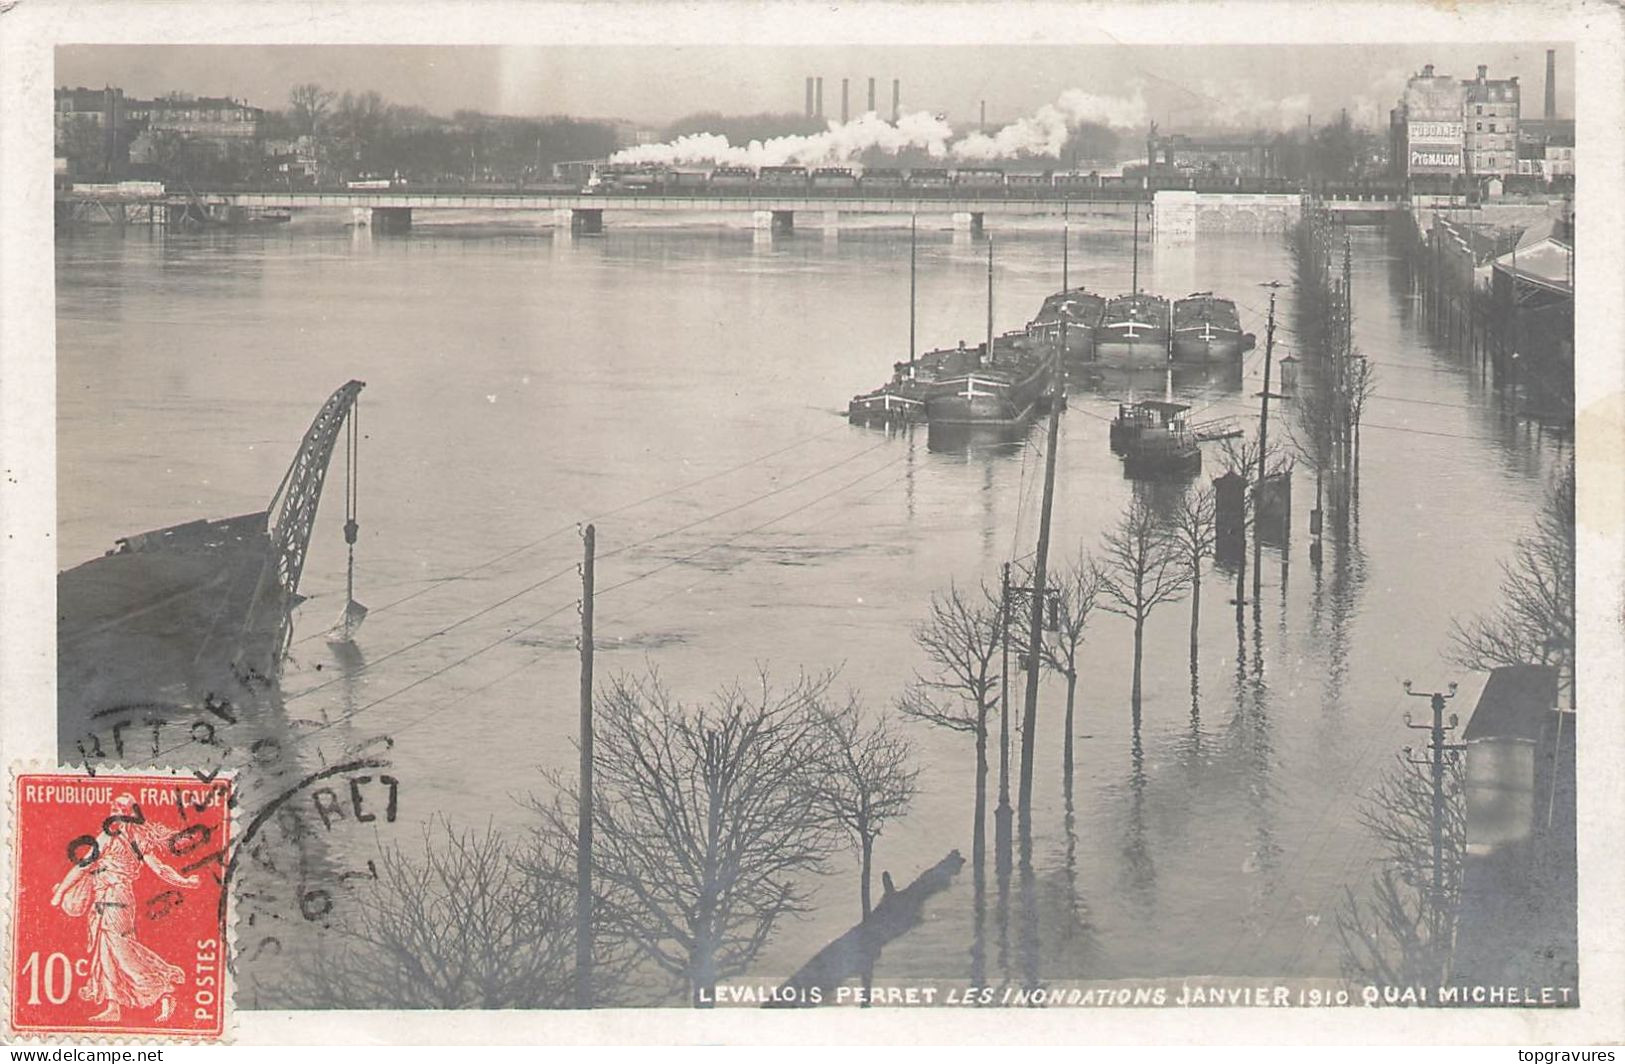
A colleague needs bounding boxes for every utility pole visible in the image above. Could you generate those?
[995,562,1013,874]
[1403,680,1465,956]
[1252,286,1280,602]
[575,524,596,1009]
[1017,323,1064,848]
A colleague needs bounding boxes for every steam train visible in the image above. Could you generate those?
[575,162,1317,197]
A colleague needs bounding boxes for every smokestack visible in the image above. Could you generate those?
[1477,64,1488,81]
[980,100,986,131]
[841,78,849,123]
[805,77,814,118]
[815,77,824,119]
[892,79,900,122]
[1545,49,1557,119]
[867,77,876,113]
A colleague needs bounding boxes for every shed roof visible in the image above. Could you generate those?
[1462,664,1560,742]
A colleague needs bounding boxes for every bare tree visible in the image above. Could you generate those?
[811,696,919,919]
[1449,464,1575,702]
[1099,495,1190,716]
[1166,485,1217,659]
[288,82,336,139]
[538,668,839,1006]
[1345,355,1378,466]
[284,819,630,1009]
[898,581,1003,873]
[1036,552,1102,789]
[1337,752,1466,987]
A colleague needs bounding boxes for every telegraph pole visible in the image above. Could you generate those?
[1252,286,1281,602]
[995,562,1013,874]
[575,524,596,1009]
[1017,323,1064,847]
[1403,679,1465,952]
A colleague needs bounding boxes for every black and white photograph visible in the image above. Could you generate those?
[4,0,1621,1046]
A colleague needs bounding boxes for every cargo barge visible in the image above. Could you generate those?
[1094,293,1171,368]
[1172,292,1255,364]
[1028,288,1106,361]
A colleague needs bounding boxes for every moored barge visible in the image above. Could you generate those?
[1094,293,1171,368]
[1172,292,1255,364]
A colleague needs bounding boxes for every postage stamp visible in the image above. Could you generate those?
[6,769,232,1041]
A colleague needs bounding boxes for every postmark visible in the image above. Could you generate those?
[6,769,232,1040]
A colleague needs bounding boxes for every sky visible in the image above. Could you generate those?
[56,43,1577,133]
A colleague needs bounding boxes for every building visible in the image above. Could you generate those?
[1395,64,1467,178]
[1462,65,1521,176]
[54,86,133,177]
[1519,118,1576,181]
[1453,665,1576,989]
[141,95,265,154]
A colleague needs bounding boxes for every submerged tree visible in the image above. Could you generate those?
[1166,485,1217,660]
[538,668,839,1006]
[1035,551,1103,789]
[811,696,919,919]
[1099,496,1190,717]
[284,819,631,1009]
[1337,752,1466,987]
[1449,464,1576,702]
[899,581,1003,873]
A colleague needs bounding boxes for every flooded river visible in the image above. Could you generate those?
[56,211,1567,1004]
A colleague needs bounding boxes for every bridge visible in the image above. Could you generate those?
[57,185,1409,234]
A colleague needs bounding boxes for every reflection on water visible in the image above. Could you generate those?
[57,219,1567,1000]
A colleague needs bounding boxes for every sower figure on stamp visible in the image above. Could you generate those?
[49,794,200,1023]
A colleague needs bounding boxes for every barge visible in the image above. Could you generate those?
[1095,293,1171,368]
[1172,292,1255,364]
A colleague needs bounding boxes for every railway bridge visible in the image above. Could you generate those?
[56,186,1409,234]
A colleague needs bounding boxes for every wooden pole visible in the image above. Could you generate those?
[1252,292,1276,602]
[995,563,1012,874]
[1017,331,1063,849]
[575,524,595,1008]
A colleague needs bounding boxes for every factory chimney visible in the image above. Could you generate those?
[892,79,900,122]
[815,77,824,119]
[841,78,849,123]
[980,99,986,131]
[867,77,876,114]
[805,77,814,118]
[1545,48,1557,119]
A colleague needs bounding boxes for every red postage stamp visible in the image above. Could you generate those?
[7,771,232,1040]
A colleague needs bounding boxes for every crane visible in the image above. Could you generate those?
[232,380,366,681]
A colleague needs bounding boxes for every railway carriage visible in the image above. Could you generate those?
[759,165,810,189]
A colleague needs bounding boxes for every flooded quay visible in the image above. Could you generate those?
[56,214,1568,1005]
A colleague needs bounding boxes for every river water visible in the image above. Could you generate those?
[55,210,1568,1006]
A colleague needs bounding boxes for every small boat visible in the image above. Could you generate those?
[1172,292,1256,363]
[1028,288,1106,361]
[1110,398,1202,478]
[1095,293,1171,368]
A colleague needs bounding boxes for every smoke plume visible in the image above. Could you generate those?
[950,88,1149,161]
[610,111,954,168]
[610,87,1148,168]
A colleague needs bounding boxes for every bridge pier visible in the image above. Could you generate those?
[821,209,840,232]
[952,211,984,235]
[372,207,412,233]
[572,208,603,235]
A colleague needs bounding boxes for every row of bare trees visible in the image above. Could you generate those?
[898,478,1243,870]
[293,669,918,1008]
